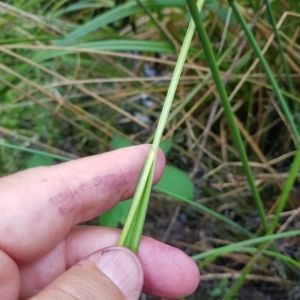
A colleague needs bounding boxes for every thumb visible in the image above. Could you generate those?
[30,247,144,300]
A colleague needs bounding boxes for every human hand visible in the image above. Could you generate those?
[0,145,200,300]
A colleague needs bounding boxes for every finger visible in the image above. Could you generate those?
[19,227,200,299]
[0,249,20,300]
[0,145,165,263]
[30,247,143,300]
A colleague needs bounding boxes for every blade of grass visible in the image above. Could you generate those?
[269,146,300,234]
[154,186,253,237]
[135,0,177,48]
[0,142,70,161]
[192,229,300,261]
[50,1,110,18]
[118,148,157,251]
[186,0,268,231]
[199,246,300,270]
[223,146,300,299]
[118,0,205,252]
[218,2,300,297]
[145,35,240,144]
[228,0,300,145]
[263,0,295,95]
[57,1,141,46]
[243,248,300,268]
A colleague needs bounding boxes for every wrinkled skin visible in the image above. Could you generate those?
[0,145,200,299]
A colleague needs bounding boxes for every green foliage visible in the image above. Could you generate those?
[101,136,194,229]
[26,153,54,168]
[100,199,133,228]
[153,0,185,6]
[58,1,142,46]
[156,165,194,200]
[112,136,173,154]
[111,136,132,149]
[2,0,300,297]
[158,140,172,155]
[206,2,235,25]
[209,279,232,299]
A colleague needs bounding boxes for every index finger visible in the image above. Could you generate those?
[0,145,165,263]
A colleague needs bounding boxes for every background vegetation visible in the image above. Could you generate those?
[1,0,300,298]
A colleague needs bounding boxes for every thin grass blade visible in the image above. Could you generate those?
[118,0,205,252]
[228,0,300,145]
[186,0,268,231]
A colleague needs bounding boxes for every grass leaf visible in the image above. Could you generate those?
[156,165,194,200]
[118,0,205,252]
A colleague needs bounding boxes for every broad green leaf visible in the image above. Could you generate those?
[111,136,132,149]
[26,153,54,168]
[100,199,133,227]
[159,140,172,154]
[156,165,194,200]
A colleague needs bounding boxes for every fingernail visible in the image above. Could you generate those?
[97,246,143,300]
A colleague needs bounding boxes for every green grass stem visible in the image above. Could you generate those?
[223,145,300,298]
[145,36,240,144]
[219,2,300,296]
[0,142,70,162]
[118,0,205,252]
[186,0,268,231]
[269,146,300,233]
[154,186,253,238]
[263,0,294,95]
[192,229,300,261]
[228,0,300,145]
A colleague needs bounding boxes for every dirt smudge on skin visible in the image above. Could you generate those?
[90,174,125,196]
[49,191,75,217]
[59,205,75,216]
[48,170,134,219]
[87,171,133,201]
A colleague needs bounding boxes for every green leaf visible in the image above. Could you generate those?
[186,0,267,230]
[26,153,55,168]
[50,1,113,18]
[57,1,141,46]
[232,52,252,74]
[100,199,133,228]
[111,136,132,149]
[153,0,185,6]
[185,10,207,21]
[156,165,194,200]
[0,142,70,162]
[159,140,172,154]
[112,136,172,155]
[118,0,205,252]
[192,230,300,261]
[74,40,175,53]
